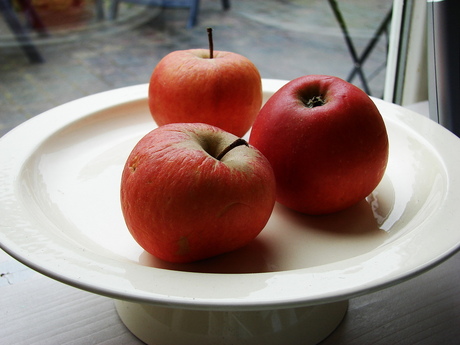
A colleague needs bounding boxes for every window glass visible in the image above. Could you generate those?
[1,0,393,136]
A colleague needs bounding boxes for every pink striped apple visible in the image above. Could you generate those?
[121,123,276,263]
[148,29,262,137]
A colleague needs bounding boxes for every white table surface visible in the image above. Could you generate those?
[1,247,459,345]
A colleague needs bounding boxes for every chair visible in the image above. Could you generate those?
[109,0,230,28]
[328,0,392,96]
[0,0,45,63]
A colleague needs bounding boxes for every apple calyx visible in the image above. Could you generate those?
[207,27,214,59]
[304,95,326,108]
[216,138,249,161]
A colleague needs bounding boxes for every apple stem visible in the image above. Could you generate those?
[207,27,214,59]
[216,138,248,161]
[305,95,325,108]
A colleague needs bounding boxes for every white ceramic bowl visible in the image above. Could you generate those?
[1,79,460,344]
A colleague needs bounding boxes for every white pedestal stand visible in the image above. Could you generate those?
[115,299,348,345]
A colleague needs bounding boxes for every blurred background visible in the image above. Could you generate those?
[1,0,395,137]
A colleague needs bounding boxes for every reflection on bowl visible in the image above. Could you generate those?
[138,197,390,274]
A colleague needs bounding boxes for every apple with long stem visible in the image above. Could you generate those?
[120,123,276,263]
[148,28,263,137]
[249,75,389,215]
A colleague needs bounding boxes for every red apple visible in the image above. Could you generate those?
[249,75,389,215]
[120,123,276,263]
[148,29,262,137]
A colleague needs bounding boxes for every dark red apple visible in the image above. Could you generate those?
[249,75,389,215]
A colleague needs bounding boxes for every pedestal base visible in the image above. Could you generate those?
[115,299,348,345]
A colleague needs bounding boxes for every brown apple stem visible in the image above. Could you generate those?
[305,95,325,108]
[216,138,248,161]
[207,27,214,59]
